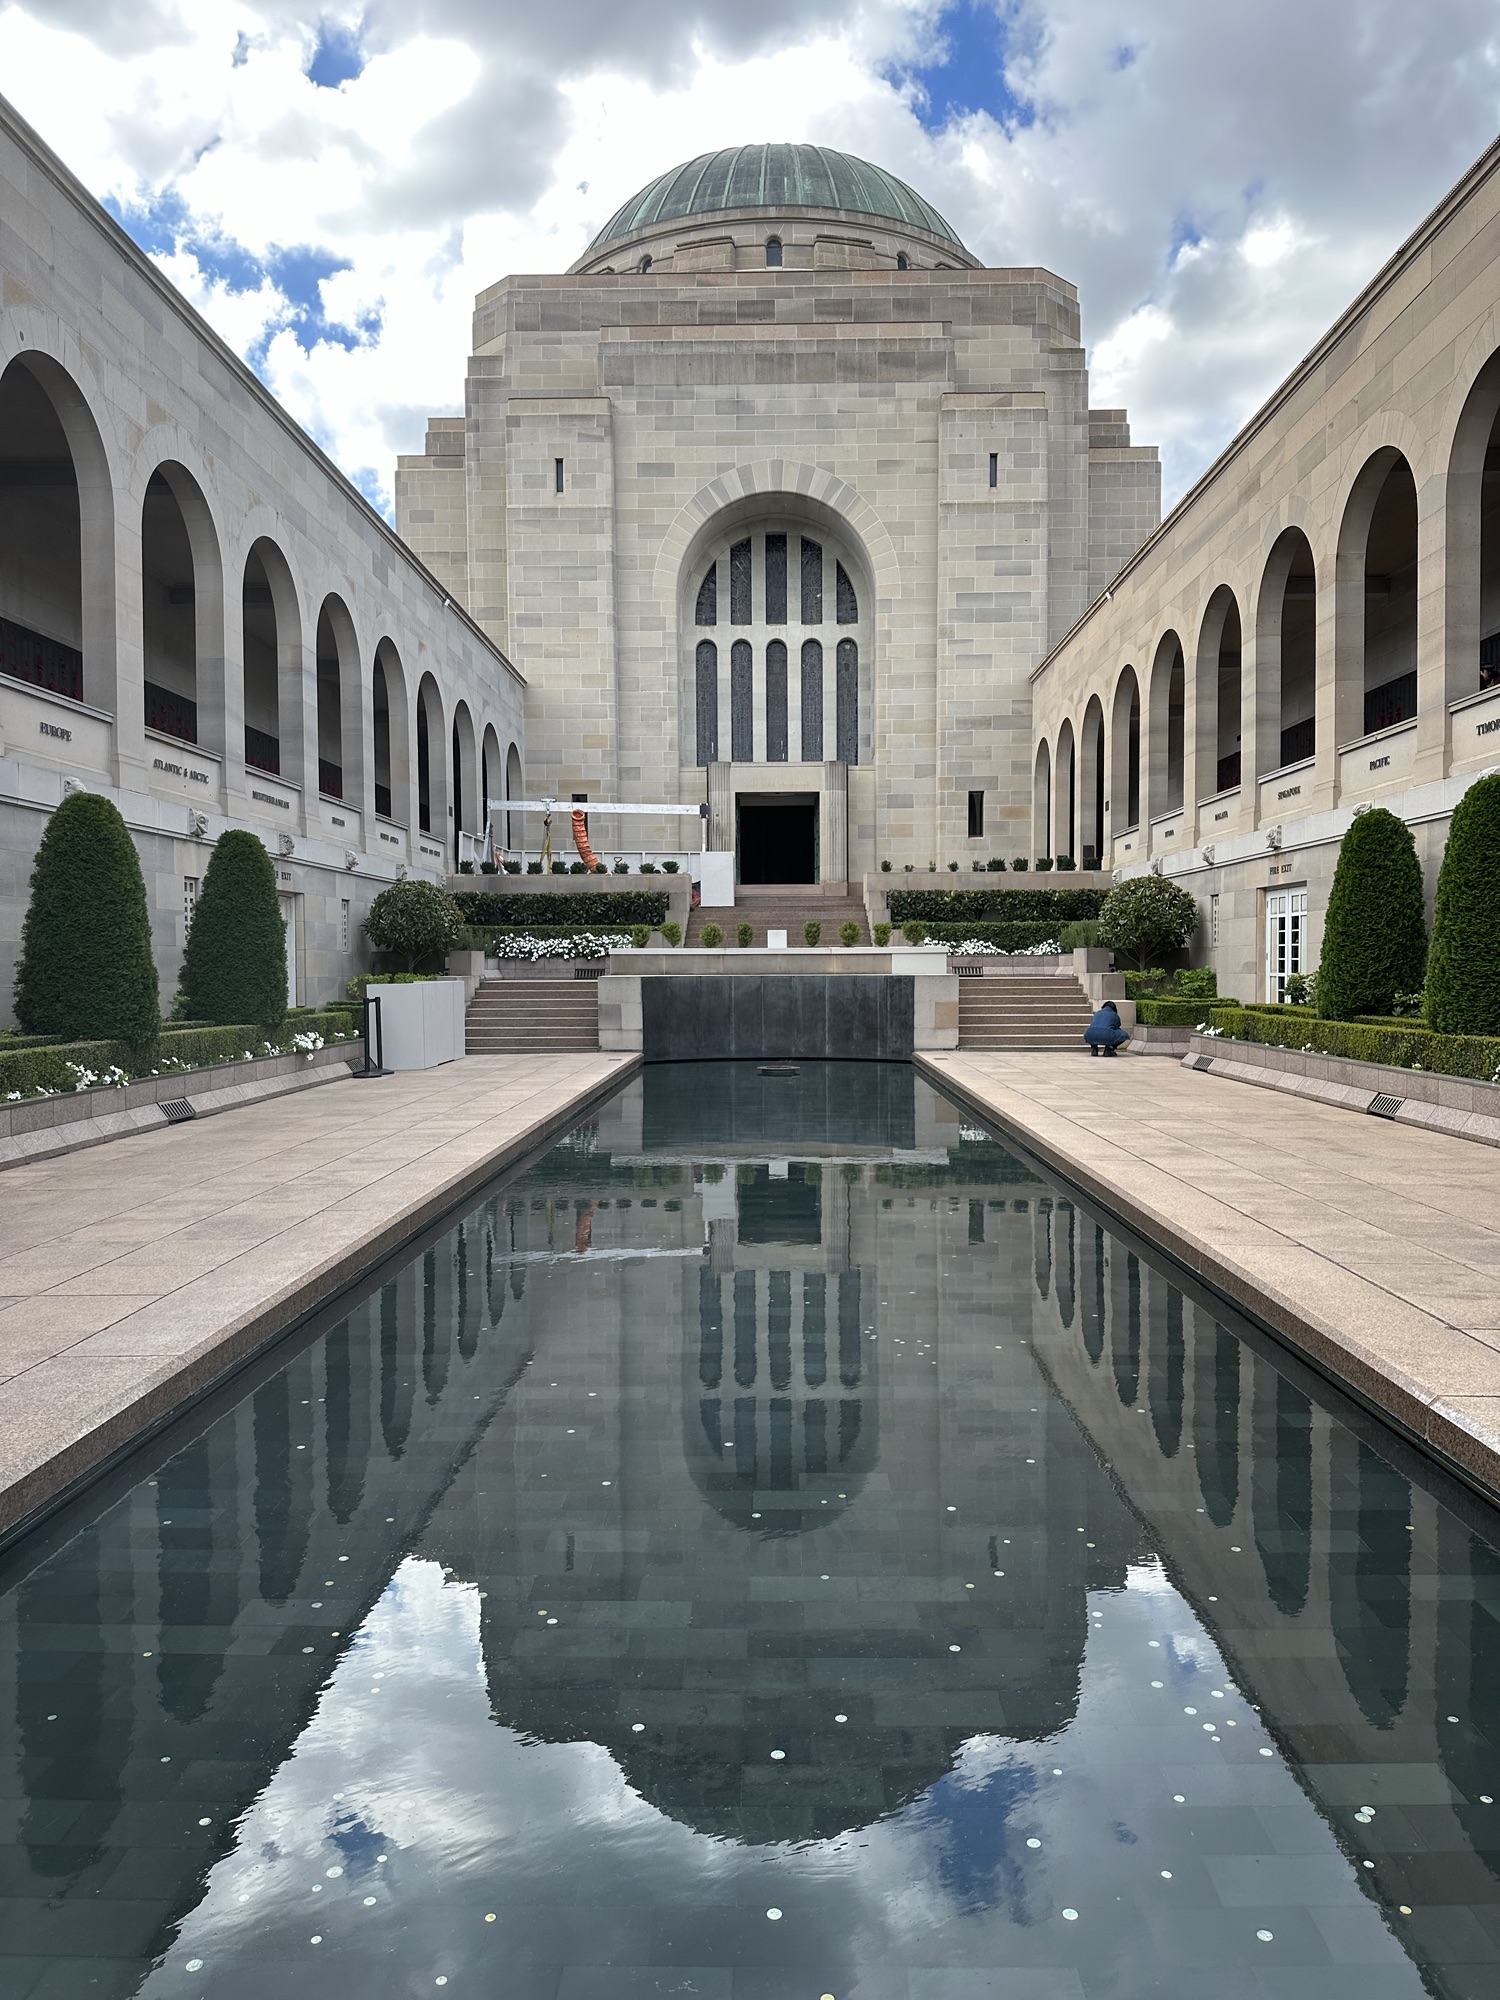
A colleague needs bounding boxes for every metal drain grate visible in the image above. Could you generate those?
[955,963,986,977]
[573,965,605,980]
[1193,1055,1215,1072]
[1368,1093,1404,1120]
[158,1098,196,1124]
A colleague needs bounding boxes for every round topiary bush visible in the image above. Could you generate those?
[178,829,288,1032]
[13,790,161,1049]
[1097,875,1199,969]
[1426,770,1500,1035]
[1316,807,1427,1021]
[699,922,724,948]
[364,878,462,972]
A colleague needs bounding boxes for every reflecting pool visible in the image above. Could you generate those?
[2,1063,1498,1999]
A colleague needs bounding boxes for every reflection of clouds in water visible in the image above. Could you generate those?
[141,1560,1421,1996]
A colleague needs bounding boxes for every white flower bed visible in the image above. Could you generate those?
[490,932,634,961]
[947,937,1062,956]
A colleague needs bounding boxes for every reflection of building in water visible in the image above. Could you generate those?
[1,1068,1497,1967]
[1025,1190,1500,1930]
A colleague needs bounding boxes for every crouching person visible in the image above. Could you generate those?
[1084,999,1129,1057]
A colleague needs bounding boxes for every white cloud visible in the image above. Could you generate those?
[2,0,1499,512]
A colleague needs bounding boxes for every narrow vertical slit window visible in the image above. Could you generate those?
[765,533,787,624]
[988,453,998,488]
[835,561,858,624]
[836,638,858,764]
[695,640,718,766]
[967,790,984,838]
[340,899,350,952]
[766,640,788,761]
[800,639,824,761]
[730,539,752,625]
[731,639,754,761]
[800,537,823,624]
[695,564,717,626]
[183,876,198,938]
[554,458,564,494]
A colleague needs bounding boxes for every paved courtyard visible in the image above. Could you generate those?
[0,1054,637,1534]
[922,1050,1500,1494]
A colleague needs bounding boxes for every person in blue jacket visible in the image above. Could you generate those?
[1084,999,1129,1056]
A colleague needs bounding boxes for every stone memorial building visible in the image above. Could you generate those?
[397,144,1159,884]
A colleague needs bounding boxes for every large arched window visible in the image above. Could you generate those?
[1146,631,1185,822]
[1339,452,1418,735]
[315,595,358,800]
[685,519,868,766]
[372,639,407,823]
[1111,668,1141,833]
[1257,531,1316,772]
[1195,587,1242,797]
[1079,696,1106,863]
[142,466,219,751]
[242,540,296,776]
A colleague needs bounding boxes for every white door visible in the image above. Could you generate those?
[279,894,298,1008]
[1265,888,1307,1002]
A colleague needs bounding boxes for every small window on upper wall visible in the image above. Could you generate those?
[896,252,910,270]
[766,238,783,267]
[554,458,565,494]
[695,564,718,626]
[968,790,984,839]
[988,453,998,488]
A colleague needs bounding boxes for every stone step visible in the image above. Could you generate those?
[465,980,599,1054]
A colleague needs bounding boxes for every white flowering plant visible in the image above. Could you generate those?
[947,937,1062,956]
[490,931,633,961]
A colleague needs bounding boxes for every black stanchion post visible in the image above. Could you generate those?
[354,992,391,1079]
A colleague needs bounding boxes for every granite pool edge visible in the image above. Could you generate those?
[916,1052,1500,1506]
[0,1055,641,1548]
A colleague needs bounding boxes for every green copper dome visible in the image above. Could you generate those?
[586,144,963,254]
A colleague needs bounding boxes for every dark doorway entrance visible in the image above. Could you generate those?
[737,793,818,884]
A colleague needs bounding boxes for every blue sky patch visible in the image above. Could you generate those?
[105,189,383,368]
[893,1,1035,135]
[307,17,367,90]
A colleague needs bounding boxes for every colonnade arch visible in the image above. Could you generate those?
[1052,718,1075,862]
[1145,631,1184,823]
[371,639,409,826]
[451,700,478,864]
[1256,528,1316,776]
[141,463,223,756]
[415,672,446,839]
[1078,696,1105,865]
[1109,668,1141,838]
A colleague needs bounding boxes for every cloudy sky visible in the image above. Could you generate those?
[3,1,1498,517]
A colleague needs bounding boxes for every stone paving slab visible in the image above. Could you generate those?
[0,1053,637,1539]
[918,1049,1500,1498]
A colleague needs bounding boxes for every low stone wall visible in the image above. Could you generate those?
[0,1040,358,1170]
[1184,1032,1500,1147]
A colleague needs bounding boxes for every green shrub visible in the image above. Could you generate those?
[1035,856,1053,871]
[737,922,754,948]
[887,888,1105,924]
[1317,807,1427,1020]
[925,921,1064,950]
[839,920,860,947]
[1055,854,1077,871]
[1122,969,1170,999]
[1057,919,1103,951]
[1427,771,1500,1035]
[1097,876,1199,969]
[660,921,682,948]
[176,829,288,1033]
[1205,1004,1500,1082]
[880,859,892,872]
[0,1020,346,1102]
[700,922,724,948]
[872,922,892,946]
[630,925,651,949]
[1010,857,1029,871]
[1136,998,1221,1026]
[1173,967,1217,999]
[454,890,668,928]
[802,920,822,946]
[900,921,928,945]
[13,790,160,1050]
[364,879,462,972]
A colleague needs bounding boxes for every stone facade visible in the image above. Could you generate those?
[0,97,525,1026]
[397,152,1159,880]
[1031,134,1500,1003]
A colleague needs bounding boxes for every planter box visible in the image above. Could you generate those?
[1185,1032,1500,1147]
[366,979,466,1070]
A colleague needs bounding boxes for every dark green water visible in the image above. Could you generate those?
[1,1063,1496,1999]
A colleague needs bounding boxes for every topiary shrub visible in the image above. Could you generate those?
[737,922,754,948]
[1316,807,1427,1021]
[873,922,892,946]
[630,926,650,949]
[13,790,160,1050]
[660,921,682,947]
[1426,770,1500,1036]
[900,920,928,945]
[699,922,724,948]
[1097,875,1199,969]
[839,920,860,946]
[177,829,288,1032]
[364,878,462,972]
[803,920,823,946]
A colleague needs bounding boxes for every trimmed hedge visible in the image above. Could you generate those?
[455,890,669,927]
[13,790,160,1048]
[1137,997,1229,1026]
[1317,807,1427,1020]
[926,921,1063,950]
[886,888,1106,924]
[1205,1005,1500,1082]
[178,828,288,1032]
[0,1021,352,1101]
[1427,770,1500,1036]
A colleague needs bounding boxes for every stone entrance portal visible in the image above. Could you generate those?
[737,792,818,884]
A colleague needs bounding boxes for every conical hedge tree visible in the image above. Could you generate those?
[13,789,161,1048]
[1426,770,1500,1036]
[1316,807,1427,1021]
[178,829,288,1032]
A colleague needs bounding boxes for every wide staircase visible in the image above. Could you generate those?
[685,891,868,946]
[465,978,599,1054]
[957,970,1095,1051]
